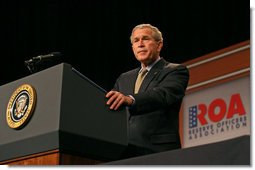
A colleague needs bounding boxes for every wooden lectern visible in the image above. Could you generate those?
[0,63,128,165]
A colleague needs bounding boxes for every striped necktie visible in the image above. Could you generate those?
[134,68,148,94]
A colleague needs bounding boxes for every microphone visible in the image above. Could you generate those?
[25,52,62,64]
[24,52,62,73]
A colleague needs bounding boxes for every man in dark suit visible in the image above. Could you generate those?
[106,23,189,158]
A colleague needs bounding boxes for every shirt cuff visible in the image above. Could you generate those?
[128,95,135,105]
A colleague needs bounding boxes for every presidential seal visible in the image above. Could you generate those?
[6,84,36,129]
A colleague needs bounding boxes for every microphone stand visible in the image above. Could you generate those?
[24,59,38,73]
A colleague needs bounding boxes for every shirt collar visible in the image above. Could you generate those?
[139,57,161,73]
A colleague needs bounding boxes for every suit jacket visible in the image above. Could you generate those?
[113,58,189,155]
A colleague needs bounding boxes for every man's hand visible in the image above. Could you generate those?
[105,91,134,110]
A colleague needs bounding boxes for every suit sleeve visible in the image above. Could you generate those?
[112,75,121,91]
[130,65,189,115]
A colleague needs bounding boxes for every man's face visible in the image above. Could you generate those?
[131,28,162,67]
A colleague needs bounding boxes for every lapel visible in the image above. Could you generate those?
[138,58,167,93]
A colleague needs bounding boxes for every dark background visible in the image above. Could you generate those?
[1,0,250,91]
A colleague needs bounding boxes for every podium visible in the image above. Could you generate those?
[0,63,128,165]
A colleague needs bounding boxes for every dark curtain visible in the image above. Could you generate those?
[0,0,250,90]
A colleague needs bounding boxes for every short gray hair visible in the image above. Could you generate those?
[130,24,163,44]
